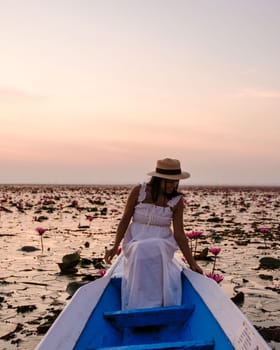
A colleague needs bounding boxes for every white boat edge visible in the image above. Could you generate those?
[35,255,123,350]
[181,266,271,350]
[35,255,271,350]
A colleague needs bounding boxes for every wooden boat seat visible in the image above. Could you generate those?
[103,304,194,328]
[96,339,215,349]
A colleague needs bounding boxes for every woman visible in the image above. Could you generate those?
[105,158,203,310]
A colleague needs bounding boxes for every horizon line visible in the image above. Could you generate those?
[0,182,279,188]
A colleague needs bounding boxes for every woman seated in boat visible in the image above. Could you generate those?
[105,158,203,310]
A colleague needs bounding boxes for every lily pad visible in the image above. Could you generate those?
[195,248,212,260]
[17,304,37,313]
[260,300,280,313]
[259,274,273,281]
[62,251,80,268]
[66,281,88,296]
[231,291,245,306]
[57,263,78,274]
[36,215,49,222]
[255,326,280,342]
[0,323,23,340]
[259,257,280,270]
[20,246,40,252]
[92,258,106,269]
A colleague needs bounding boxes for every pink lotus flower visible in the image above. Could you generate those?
[209,247,221,273]
[259,227,269,234]
[209,247,221,256]
[35,227,48,252]
[186,230,203,239]
[98,269,106,277]
[36,227,48,236]
[186,230,203,257]
[86,215,94,221]
[206,273,224,284]
[259,227,270,247]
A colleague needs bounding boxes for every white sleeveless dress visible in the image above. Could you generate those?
[122,183,182,310]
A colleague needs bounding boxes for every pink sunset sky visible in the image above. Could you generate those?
[0,0,279,185]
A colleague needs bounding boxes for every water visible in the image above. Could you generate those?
[0,185,279,349]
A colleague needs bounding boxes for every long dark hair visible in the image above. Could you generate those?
[148,176,183,202]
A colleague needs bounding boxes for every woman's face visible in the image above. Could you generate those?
[161,179,179,194]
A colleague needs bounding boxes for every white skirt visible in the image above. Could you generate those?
[122,228,182,310]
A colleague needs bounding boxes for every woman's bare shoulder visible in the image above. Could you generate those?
[172,195,184,211]
[127,184,141,201]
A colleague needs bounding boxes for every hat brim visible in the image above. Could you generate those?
[147,171,190,180]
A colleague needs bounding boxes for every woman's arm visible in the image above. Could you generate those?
[172,197,203,274]
[104,185,140,264]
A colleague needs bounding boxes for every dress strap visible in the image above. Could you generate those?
[138,183,147,203]
[167,195,182,208]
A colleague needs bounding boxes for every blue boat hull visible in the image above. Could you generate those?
[74,276,232,350]
[35,256,271,350]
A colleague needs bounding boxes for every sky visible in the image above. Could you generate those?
[1,0,280,186]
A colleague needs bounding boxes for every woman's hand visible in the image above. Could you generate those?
[104,246,119,264]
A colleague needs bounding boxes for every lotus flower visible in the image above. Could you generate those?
[206,273,224,284]
[259,227,269,234]
[209,247,221,256]
[98,269,106,277]
[86,215,94,222]
[36,227,48,252]
[186,230,203,256]
[186,230,203,239]
[86,215,95,228]
[209,247,221,273]
[259,227,270,247]
[36,227,48,235]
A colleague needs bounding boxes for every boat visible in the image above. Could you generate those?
[35,255,271,350]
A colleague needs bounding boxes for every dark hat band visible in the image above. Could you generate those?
[156,167,181,175]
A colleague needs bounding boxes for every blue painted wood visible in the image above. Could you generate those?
[104,304,195,328]
[74,278,122,350]
[74,275,234,350]
[180,277,234,350]
[95,339,215,349]
[36,256,270,350]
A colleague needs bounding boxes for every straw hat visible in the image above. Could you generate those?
[147,158,190,180]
